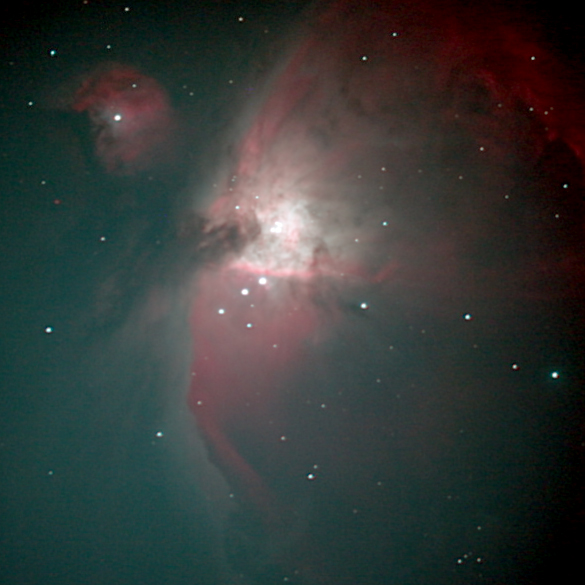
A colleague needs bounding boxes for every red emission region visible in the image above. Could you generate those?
[72,64,176,175]
[180,0,585,579]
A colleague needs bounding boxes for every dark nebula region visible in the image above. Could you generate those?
[67,0,584,583]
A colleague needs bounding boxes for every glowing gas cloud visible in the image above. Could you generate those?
[72,63,177,175]
[177,1,585,580]
[70,1,585,582]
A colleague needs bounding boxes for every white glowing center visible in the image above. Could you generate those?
[234,193,321,278]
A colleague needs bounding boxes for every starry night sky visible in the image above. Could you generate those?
[1,1,584,584]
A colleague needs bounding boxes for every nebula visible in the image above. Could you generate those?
[72,63,177,175]
[66,1,585,583]
[172,1,585,580]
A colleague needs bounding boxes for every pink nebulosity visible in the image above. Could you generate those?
[72,64,176,175]
[184,0,585,572]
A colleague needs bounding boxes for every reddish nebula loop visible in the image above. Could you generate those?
[188,269,320,521]
[187,0,585,531]
[73,64,175,175]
